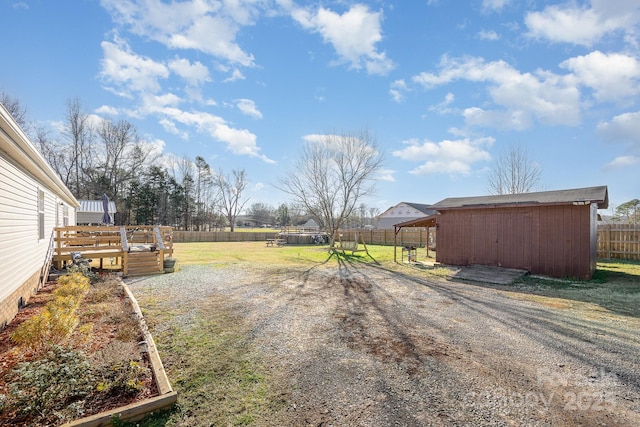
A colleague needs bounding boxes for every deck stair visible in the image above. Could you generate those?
[125,250,163,277]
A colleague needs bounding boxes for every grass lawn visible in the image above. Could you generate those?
[132,242,640,426]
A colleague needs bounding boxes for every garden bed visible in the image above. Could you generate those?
[0,273,170,426]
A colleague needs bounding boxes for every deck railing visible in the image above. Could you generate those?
[53,225,174,269]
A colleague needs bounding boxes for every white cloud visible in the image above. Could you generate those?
[101,0,259,66]
[477,30,500,40]
[12,2,28,10]
[224,68,246,83]
[95,105,119,116]
[236,98,263,119]
[389,79,408,103]
[392,137,493,175]
[139,137,166,159]
[377,168,395,182]
[525,1,640,46]
[597,111,640,143]
[100,38,169,94]
[168,58,210,86]
[159,107,274,163]
[604,155,640,169]
[463,107,533,131]
[291,4,394,75]
[428,92,456,114]
[482,0,510,12]
[561,51,640,102]
[413,55,581,129]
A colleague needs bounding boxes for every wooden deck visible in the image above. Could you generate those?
[53,226,174,277]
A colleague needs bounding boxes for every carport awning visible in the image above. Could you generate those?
[393,214,437,263]
[393,214,437,229]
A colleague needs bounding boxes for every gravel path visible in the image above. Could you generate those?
[127,263,640,426]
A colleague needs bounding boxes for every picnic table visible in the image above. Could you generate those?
[266,238,286,247]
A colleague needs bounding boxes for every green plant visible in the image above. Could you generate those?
[5,345,95,424]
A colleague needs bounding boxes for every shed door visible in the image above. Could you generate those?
[497,212,533,270]
[470,213,498,265]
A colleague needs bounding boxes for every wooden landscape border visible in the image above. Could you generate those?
[61,282,177,427]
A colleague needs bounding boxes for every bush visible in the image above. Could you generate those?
[11,273,89,350]
[54,273,90,299]
[4,345,95,424]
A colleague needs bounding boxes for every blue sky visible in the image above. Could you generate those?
[1,0,638,214]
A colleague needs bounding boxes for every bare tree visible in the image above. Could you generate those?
[0,92,28,129]
[488,144,542,195]
[214,169,249,232]
[277,130,384,248]
[64,98,95,197]
[246,202,275,226]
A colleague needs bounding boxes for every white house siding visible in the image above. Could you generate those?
[0,104,78,326]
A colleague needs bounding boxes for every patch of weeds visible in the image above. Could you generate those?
[96,359,148,397]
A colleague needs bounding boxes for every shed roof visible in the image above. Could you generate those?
[78,199,117,213]
[432,186,608,210]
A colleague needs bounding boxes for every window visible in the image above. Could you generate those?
[63,205,69,226]
[38,189,45,240]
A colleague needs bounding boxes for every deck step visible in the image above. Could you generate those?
[126,251,163,276]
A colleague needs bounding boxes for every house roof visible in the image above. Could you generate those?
[377,202,435,219]
[0,104,79,207]
[78,200,117,213]
[432,186,609,210]
[403,202,435,215]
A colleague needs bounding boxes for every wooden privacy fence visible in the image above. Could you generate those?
[172,228,435,247]
[597,224,640,261]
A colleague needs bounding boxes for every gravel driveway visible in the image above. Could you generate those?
[128,263,640,426]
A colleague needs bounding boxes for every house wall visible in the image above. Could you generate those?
[0,150,78,326]
[436,204,595,279]
[0,103,78,327]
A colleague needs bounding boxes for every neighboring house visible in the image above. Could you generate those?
[77,199,117,225]
[300,219,320,230]
[375,202,435,229]
[0,103,79,327]
[432,186,609,279]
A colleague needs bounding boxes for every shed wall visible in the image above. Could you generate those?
[436,204,595,278]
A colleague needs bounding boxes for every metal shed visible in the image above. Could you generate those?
[77,199,117,225]
[432,186,609,279]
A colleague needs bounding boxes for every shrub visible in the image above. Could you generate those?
[54,273,90,299]
[11,273,89,350]
[5,345,95,424]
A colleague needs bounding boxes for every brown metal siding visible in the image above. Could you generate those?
[436,204,595,278]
